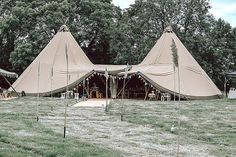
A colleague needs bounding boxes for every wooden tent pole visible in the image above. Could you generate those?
[224,74,227,98]
[83,79,85,100]
[64,44,69,138]
[105,68,108,112]
[121,66,128,121]
[3,76,20,97]
[37,62,40,122]
[174,66,176,101]
[116,78,131,97]
[121,77,126,121]
[177,66,181,157]
[144,85,150,100]
[50,66,54,111]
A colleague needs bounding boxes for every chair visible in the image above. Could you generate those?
[228,88,236,99]
[67,90,74,99]
[98,92,103,98]
[3,90,10,98]
[161,93,171,101]
[148,91,156,100]
[60,93,66,99]
[74,93,79,100]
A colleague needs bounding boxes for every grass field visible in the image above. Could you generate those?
[0,97,235,157]
[0,97,121,157]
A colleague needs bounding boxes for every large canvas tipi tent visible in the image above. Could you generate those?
[12,25,222,99]
[11,25,126,95]
[11,25,94,95]
[131,26,222,99]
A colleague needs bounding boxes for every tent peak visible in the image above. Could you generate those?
[59,25,69,32]
[164,26,173,33]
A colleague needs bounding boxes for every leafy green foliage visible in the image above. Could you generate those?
[10,43,34,72]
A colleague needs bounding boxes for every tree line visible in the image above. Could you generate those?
[0,0,236,89]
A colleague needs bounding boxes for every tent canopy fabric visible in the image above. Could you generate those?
[0,68,19,96]
[11,25,94,95]
[0,68,18,78]
[11,25,222,99]
[137,26,222,99]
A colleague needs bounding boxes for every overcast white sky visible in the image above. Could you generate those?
[112,0,236,27]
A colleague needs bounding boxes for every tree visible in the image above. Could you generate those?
[200,19,236,89]
[110,0,213,65]
[74,0,117,64]
[8,0,74,73]
[111,0,235,90]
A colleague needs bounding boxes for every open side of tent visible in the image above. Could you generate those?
[0,68,18,78]
[0,68,19,95]
[225,71,236,99]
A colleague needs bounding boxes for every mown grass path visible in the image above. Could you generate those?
[0,97,121,157]
[1,97,236,156]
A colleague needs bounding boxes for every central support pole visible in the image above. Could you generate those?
[121,77,126,121]
[177,66,181,157]
[83,79,85,101]
[121,65,128,121]
[64,44,69,138]
[105,68,108,112]
[50,66,54,111]
[37,62,40,122]
[224,74,227,98]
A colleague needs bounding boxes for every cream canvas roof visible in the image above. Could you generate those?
[136,26,222,99]
[12,25,222,99]
[0,68,18,78]
[12,25,94,95]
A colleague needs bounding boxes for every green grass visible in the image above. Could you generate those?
[109,99,236,156]
[0,97,121,157]
[1,97,236,156]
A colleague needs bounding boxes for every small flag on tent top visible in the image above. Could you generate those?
[105,68,108,80]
